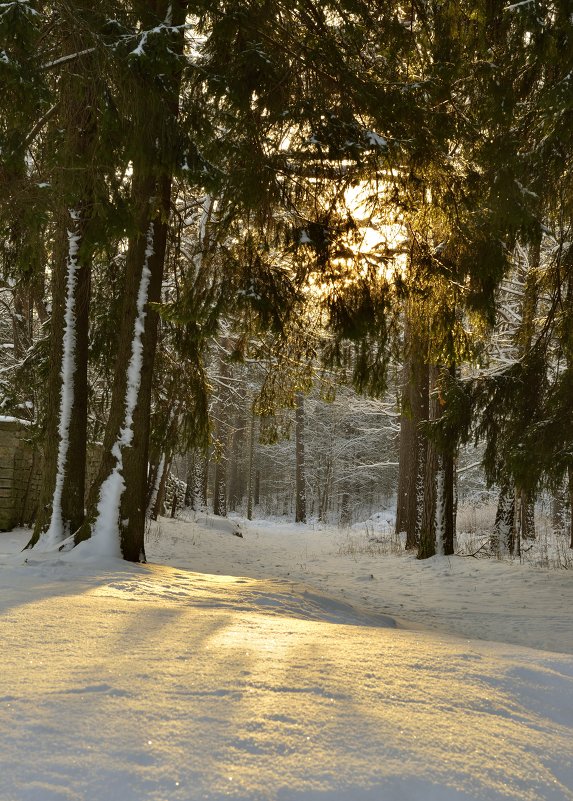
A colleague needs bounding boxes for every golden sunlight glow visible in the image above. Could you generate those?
[0,565,571,801]
[3,563,568,801]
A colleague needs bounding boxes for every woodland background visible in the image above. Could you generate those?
[2,0,573,562]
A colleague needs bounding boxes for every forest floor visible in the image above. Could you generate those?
[0,512,572,800]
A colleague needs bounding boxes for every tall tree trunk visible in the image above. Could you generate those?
[442,446,456,556]
[396,315,429,549]
[295,391,306,523]
[512,488,522,558]
[417,364,456,559]
[74,0,188,560]
[227,410,245,512]
[184,451,195,508]
[513,241,539,543]
[520,489,535,541]
[213,455,228,517]
[418,365,439,559]
[151,454,170,520]
[27,38,97,549]
[569,466,573,550]
[441,365,457,556]
[246,404,257,521]
[212,339,232,518]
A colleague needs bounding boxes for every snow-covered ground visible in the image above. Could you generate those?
[1,514,573,800]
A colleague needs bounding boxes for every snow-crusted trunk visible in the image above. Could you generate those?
[29,210,91,550]
[37,212,81,547]
[84,223,155,556]
[74,0,188,560]
[75,171,174,560]
[27,38,96,549]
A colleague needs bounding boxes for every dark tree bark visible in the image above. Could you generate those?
[184,451,195,508]
[396,316,429,549]
[74,0,188,561]
[27,36,97,549]
[212,340,232,518]
[417,365,457,559]
[418,365,439,559]
[442,446,456,556]
[512,241,539,544]
[213,454,228,517]
[569,466,573,550]
[246,404,257,521]
[295,391,306,523]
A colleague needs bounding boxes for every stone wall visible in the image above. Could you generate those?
[0,418,41,530]
[0,419,102,531]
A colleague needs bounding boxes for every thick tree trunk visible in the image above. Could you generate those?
[74,0,188,560]
[396,317,429,549]
[120,188,174,559]
[295,391,307,523]
[417,360,457,560]
[27,40,96,549]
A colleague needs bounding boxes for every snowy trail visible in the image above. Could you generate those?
[1,530,573,801]
[150,515,573,655]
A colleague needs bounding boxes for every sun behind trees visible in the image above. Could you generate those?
[2,0,573,560]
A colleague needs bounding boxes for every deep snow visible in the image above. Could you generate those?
[1,515,572,801]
